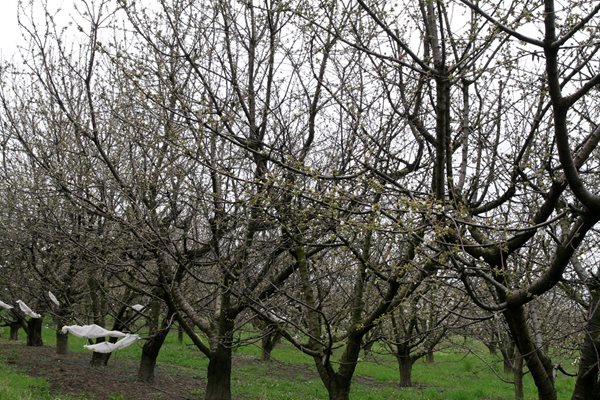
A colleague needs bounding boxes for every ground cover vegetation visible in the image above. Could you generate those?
[0,326,578,399]
[0,0,599,399]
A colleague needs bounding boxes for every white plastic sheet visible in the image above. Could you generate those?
[83,334,141,353]
[16,300,41,318]
[131,304,145,312]
[61,324,127,339]
[0,300,13,310]
[48,291,60,306]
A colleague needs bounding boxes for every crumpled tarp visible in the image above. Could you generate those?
[61,324,127,339]
[131,304,145,312]
[48,291,60,306]
[83,333,141,353]
[16,300,41,318]
[0,300,13,310]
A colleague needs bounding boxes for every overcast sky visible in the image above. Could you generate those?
[0,0,19,59]
[0,1,82,61]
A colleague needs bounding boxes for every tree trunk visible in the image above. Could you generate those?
[501,344,515,374]
[398,357,413,387]
[362,340,374,359]
[53,307,70,355]
[9,322,20,340]
[177,323,184,344]
[138,328,169,382]
[514,349,524,400]
[484,341,497,355]
[327,375,352,400]
[571,282,600,400]
[90,337,110,366]
[313,331,361,400]
[26,318,43,346]
[529,301,545,352]
[505,306,556,400]
[314,367,352,400]
[425,349,434,363]
[261,326,281,362]
[398,353,414,387]
[205,345,233,400]
[261,337,273,362]
[90,350,110,366]
[89,302,132,367]
[56,329,69,354]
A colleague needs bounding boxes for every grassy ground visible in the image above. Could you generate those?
[0,325,577,400]
[0,354,53,400]
[0,352,88,400]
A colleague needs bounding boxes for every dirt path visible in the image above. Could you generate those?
[0,341,202,400]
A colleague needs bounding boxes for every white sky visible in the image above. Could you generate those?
[0,0,20,59]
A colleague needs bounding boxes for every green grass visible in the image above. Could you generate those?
[0,326,577,400]
[0,352,86,400]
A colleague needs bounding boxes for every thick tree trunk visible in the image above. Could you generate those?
[514,349,524,400]
[315,367,352,400]
[56,329,69,354]
[202,280,237,400]
[26,318,43,346]
[397,354,414,387]
[137,329,169,382]
[54,308,71,354]
[327,376,352,400]
[88,275,116,367]
[261,337,273,362]
[260,326,281,362]
[571,282,600,400]
[505,306,556,400]
[138,314,171,383]
[314,333,362,400]
[89,337,111,366]
[137,295,171,382]
[9,322,20,340]
[89,302,132,367]
[90,350,110,366]
[425,349,434,363]
[205,345,233,400]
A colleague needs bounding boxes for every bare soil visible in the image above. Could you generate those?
[0,341,202,399]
